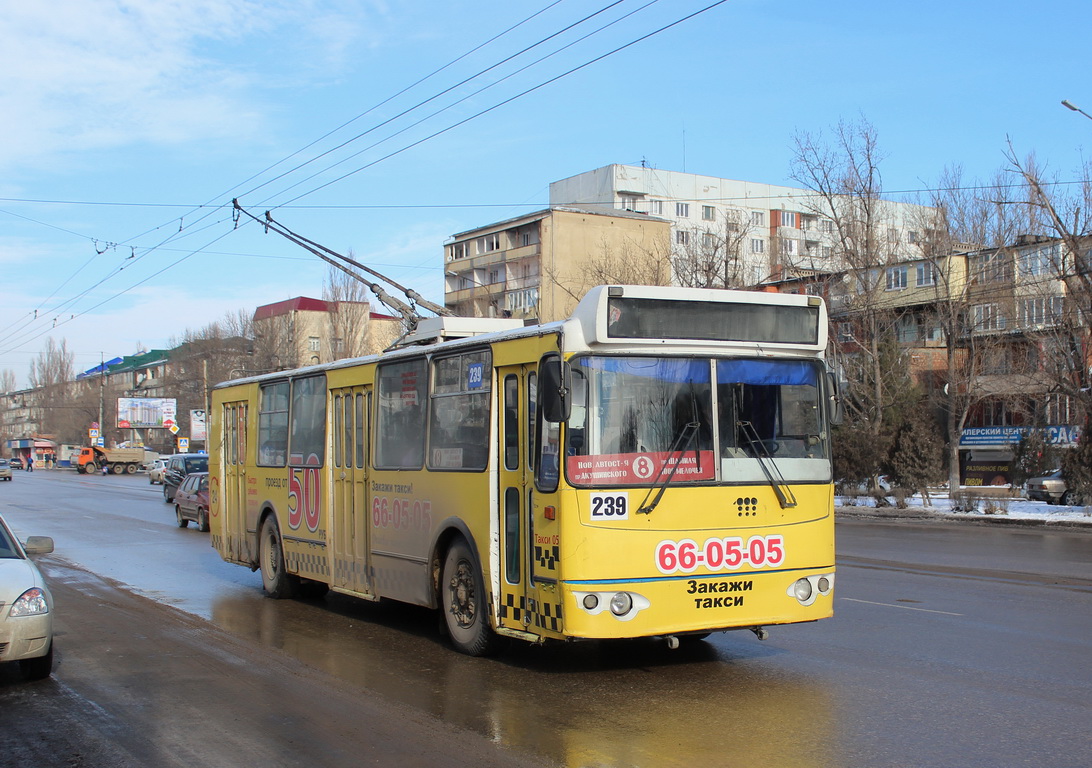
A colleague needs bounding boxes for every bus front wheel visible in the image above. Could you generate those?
[259,516,299,599]
[441,539,501,657]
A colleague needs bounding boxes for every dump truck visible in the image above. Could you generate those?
[76,446,155,475]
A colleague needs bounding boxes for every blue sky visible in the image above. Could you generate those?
[1,0,1089,387]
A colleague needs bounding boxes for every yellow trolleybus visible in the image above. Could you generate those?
[210,285,839,655]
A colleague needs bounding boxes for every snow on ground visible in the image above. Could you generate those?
[836,489,1092,526]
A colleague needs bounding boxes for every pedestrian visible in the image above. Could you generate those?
[26,456,33,472]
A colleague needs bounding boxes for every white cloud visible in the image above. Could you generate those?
[0,0,389,173]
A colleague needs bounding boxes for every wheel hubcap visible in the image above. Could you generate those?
[448,560,476,628]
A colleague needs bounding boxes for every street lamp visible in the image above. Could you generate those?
[1061,99,1092,121]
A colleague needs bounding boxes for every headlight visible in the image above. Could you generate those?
[609,592,633,616]
[575,590,649,620]
[9,587,49,617]
[787,573,834,606]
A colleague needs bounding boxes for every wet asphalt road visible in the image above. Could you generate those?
[1,470,1091,767]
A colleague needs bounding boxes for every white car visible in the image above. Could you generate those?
[0,513,54,680]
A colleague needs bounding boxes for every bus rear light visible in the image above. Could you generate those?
[544,505,556,520]
[787,573,835,607]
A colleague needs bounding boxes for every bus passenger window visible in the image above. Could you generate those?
[289,375,326,466]
[375,359,427,469]
[428,351,491,471]
[503,375,519,470]
[258,381,289,467]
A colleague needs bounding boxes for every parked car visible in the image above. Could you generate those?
[148,458,170,485]
[0,512,54,680]
[1025,469,1081,505]
[0,459,11,481]
[162,453,209,503]
[9,457,23,470]
[174,472,210,531]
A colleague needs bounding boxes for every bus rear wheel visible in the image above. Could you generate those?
[259,516,299,599]
[441,538,501,656]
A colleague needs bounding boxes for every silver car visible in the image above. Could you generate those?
[0,459,11,481]
[1025,469,1077,505]
[148,457,170,485]
[0,513,54,680]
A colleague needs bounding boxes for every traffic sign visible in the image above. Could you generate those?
[177,438,189,452]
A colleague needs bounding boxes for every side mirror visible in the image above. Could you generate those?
[23,536,54,555]
[826,371,845,426]
[539,355,571,423]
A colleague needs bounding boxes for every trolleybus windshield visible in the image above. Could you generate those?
[565,356,830,486]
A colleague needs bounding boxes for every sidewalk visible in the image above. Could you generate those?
[836,492,1092,528]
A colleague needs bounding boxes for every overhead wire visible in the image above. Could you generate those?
[0,1,807,360]
[0,0,581,354]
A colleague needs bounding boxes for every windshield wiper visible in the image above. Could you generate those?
[737,420,797,509]
[636,421,699,516]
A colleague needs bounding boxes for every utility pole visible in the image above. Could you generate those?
[98,352,105,447]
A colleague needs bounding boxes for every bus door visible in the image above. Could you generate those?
[496,366,533,632]
[219,401,250,561]
[330,387,372,596]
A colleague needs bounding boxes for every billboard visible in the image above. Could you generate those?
[190,409,207,441]
[117,398,177,429]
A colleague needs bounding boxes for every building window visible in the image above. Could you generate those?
[488,268,502,284]
[650,200,663,215]
[702,205,716,221]
[751,211,765,227]
[308,336,321,352]
[821,246,832,259]
[780,211,796,228]
[820,219,834,233]
[886,266,908,290]
[917,262,936,286]
[1045,394,1071,425]
[1020,244,1058,277]
[676,230,690,246]
[887,228,899,243]
[621,194,639,211]
[676,202,690,218]
[908,230,920,244]
[973,251,1011,283]
[751,239,765,254]
[478,234,500,254]
[450,242,467,261]
[702,232,717,248]
[972,303,1006,332]
[507,287,539,312]
[1019,296,1064,327]
[521,232,531,247]
[779,239,798,256]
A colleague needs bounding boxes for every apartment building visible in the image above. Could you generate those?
[444,206,671,322]
[252,297,402,368]
[779,234,1089,485]
[549,164,934,287]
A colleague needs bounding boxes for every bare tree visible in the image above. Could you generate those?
[323,263,381,358]
[28,338,81,444]
[546,238,671,311]
[791,118,912,445]
[672,208,754,288]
